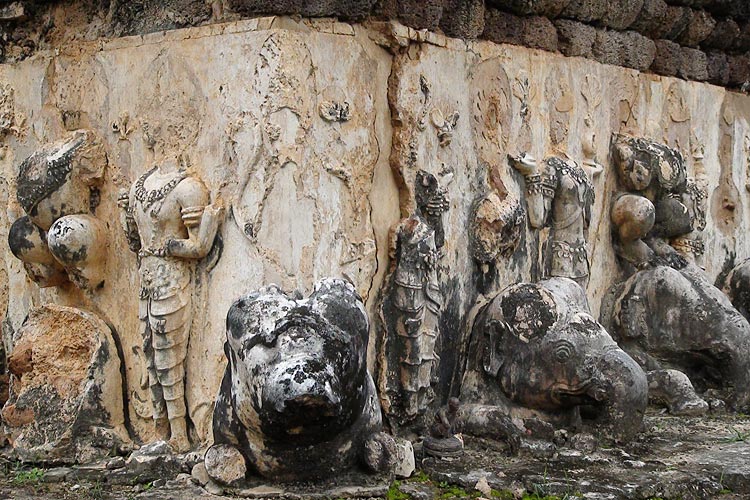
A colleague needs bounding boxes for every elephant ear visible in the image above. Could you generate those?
[482,318,510,377]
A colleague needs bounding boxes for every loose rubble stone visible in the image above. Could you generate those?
[39,467,72,483]
[191,462,210,486]
[554,19,596,57]
[204,444,246,486]
[234,485,286,498]
[570,433,598,452]
[399,482,433,500]
[107,456,127,470]
[440,0,485,38]
[395,439,416,478]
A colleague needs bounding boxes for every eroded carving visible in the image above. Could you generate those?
[8,129,108,290]
[461,278,648,443]
[602,264,750,413]
[610,134,690,270]
[378,170,449,433]
[208,279,385,482]
[423,397,464,458]
[511,153,596,285]
[120,129,222,452]
[430,108,459,147]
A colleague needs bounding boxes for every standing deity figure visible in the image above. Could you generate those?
[119,124,223,452]
[379,170,449,432]
[510,153,596,286]
[8,130,108,290]
[609,135,690,271]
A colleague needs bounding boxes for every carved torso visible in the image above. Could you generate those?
[547,158,593,279]
[129,167,207,300]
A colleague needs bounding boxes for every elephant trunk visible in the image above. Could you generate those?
[593,347,648,442]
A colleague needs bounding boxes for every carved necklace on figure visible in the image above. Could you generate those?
[134,166,187,218]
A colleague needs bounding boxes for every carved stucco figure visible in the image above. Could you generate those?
[8,129,108,290]
[461,278,648,443]
[208,279,387,482]
[601,264,750,414]
[119,112,223,451]
[604,135,750,414]
[511,154,597,286]
[610,134,692,270]
[378,170,449,433]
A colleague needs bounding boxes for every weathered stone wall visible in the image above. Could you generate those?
[1,16,750,446]
[0,0,749,87]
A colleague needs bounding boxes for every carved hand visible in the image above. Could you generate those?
[509,152,538,177]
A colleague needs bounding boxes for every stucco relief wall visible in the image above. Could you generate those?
[0,17,749,445]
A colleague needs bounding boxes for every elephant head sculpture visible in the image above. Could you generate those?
[461,278,647,442]
[208,278,384,482]
[604,264,750,412]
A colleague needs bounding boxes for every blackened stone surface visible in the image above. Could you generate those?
[602,265,750,410]
[560,0,607,23]
[599,0,644,30]
[662,5,694,39]
[630,0,669,38]
[379,0,446,30]
[651,38,682,75]
[555,18,596,57]
[209,278,382,482]
[675,8,716,46]
[706,50,730,85]
[440,0,485,38]
[228,0,376,20]
[702,16,739,49]
[483,8,525,45]
[461,278,648,443]
[486,0,571,16]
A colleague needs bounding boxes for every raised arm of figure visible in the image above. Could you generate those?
[167,176,224,259]
[509,153,552,229]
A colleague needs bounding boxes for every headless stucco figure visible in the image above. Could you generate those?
[120,121,223,452]
[511,153,596,286]
[379,170,449,431]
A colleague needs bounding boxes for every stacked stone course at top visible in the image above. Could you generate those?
[0,0,748,87]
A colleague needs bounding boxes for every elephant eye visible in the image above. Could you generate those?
[554,343,572,362]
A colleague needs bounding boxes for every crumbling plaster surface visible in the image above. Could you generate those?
[0,17,749,445]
